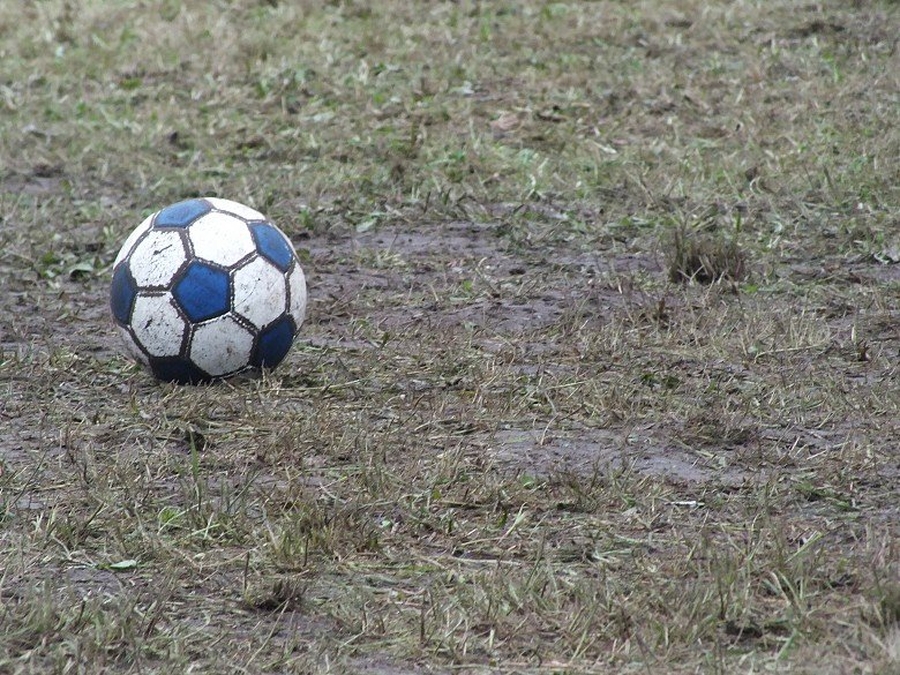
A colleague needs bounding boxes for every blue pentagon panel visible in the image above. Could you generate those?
[250,222,295,272]
[252,315,296,369]
[154,199,212,229]
[110,265,138,325]
[173,262,231,322]
[148,356,213,385]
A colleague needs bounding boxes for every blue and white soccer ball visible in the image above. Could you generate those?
[110,197,307,384]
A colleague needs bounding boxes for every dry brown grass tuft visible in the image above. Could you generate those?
[667,227,749,284]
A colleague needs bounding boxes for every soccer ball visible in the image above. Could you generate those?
[110,197,307,384]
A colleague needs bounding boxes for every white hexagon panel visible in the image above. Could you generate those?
[232,256,288,328]
[114,214,154,268]
[130,293,188,357]
[116,325,149,365]
[188,212,256,267]
[287,264,308,328]
[205,197,266,222]
[189,315,255,378]
[129,230,189,288]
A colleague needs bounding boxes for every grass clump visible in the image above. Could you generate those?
[667,226,749,284]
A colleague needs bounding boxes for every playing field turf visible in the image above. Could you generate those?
[1,2,898,673]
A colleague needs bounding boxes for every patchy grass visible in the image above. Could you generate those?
[1,0,899,673]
